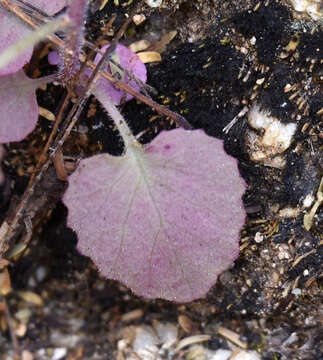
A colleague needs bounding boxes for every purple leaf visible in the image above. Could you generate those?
[0,0,67,75]
[63,128,246,302]
[87,43,147,105]
[0,70,40,143]
[48,50,62,66]
[26,0,67,15]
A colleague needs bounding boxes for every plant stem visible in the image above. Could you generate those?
[60,0,88,80]
[94,87,138,149]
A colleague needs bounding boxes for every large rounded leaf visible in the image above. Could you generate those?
[63,129,246,302]
[0,71,39,143]
[0,0,67,75]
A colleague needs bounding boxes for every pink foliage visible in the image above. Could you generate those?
[63,128,246,302]
[0,0,67,75]
[0,2,246,304]
[87,43,147,105]
[48,50,62,66]
[0,70,40,143]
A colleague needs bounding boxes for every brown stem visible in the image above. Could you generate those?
[3,297,20,356]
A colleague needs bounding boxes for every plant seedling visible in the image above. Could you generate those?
[63,92,246,302]
[0,0,247,302]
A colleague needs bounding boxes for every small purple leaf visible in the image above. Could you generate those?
[63,129,246,302]
[48,50,62,66]
[88,43,147,105]
[0,70,40,143]
[0,0,67,75]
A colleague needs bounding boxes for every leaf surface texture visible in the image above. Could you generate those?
[64,129,246,302]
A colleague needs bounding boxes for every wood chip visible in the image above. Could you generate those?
[217,326,248,349]
[304,276,316,288]
[289,91,299,100]
[129,40,151,53]
[53,149,68,181]
[0,314,8,332]
[175,334,211,352]
[67,346,84,360]
[256,78,265,85]
[22,350,33,360]
[0,268,11,296]
[19,291,43,306]
[253,2,261,11]
[132,14,146,25]
[178,315,197,334]
[0,301,6,312]
[292,249,316,267]
[0,259,9,270]
[146,31,178,53]
[99,0,109,10]
[7,242,27,259]
[137,51,162,63]
[284,33,300,52]
[15,323,27,337]
[121,309,144,322]
[304,177,323,231]
[284,84,293,92]
[301,122,309,132]
[0,221,9,243]
[39,106,55,121]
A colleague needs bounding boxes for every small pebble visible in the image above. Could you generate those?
[145,0,162,8]
[36,266,47,282]
[210,349,232,360]
[231,350,261,360]
[254,232,263,243]
[22,350,33,360]
[52,348,67,360]
[292,288,302,296]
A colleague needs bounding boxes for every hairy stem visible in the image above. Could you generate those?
[94,87,138,149]
[60,0,88,81]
